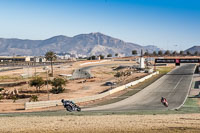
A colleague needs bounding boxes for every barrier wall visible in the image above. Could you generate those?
[80,60,110,66]
[25,71,159,110]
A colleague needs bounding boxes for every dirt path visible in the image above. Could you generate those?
[0,114,200,133]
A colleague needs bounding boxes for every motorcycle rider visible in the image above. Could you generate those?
[61,99,66,106]
[161,97,167,104]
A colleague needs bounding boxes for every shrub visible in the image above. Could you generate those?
[11,95,18,103]
[50,87,65,94]
[0,88,4,92]
[29,95,38,102]
[29,77,45,92]
[50,78,66,94]
[0,94,3,101]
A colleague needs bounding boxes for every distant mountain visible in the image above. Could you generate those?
[184,46,200,54]
[0,32,161,56]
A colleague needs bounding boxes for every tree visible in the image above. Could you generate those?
[194,51,199,56]
[179,51,184,56]
[45,51,57,77]
[50,78,66,94]
[29,77,45,92]
[107,54,112,57]
[99,54,104,59]
[153,51,157,56]
[172,51,177,56]
[29,95,38,102]
[158,50,163,56]
[144,51,149,56]
[91,55,96,60]
[132,50,137,56]
[115,53,118,57]
[164,50,171,56]
[186,51,191,56]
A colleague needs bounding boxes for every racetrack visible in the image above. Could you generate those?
[84,64,196,111]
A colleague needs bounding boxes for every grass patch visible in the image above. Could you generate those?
[0,76,22,81]
[0,98,199,117]
[178,98,200,112]
[157,67,173,74]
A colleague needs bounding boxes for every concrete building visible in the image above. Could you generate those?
[0,56,31,62]
[30,57,46,63]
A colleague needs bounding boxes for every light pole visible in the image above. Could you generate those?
[43,66,50,100]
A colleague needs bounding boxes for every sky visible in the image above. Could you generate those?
[0,0,200,51]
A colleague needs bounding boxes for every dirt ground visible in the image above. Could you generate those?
[0,60,147,112]
[0,114,200,133]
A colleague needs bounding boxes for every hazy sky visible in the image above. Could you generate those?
[0,0,200,51]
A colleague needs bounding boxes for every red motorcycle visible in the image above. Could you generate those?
[161,97,168,107]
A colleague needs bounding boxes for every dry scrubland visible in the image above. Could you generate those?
[0,60,146,112]
[0,114,200,133]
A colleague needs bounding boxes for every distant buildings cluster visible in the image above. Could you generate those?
[0,56,46,63]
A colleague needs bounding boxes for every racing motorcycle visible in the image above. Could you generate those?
[161,97,168,107]
[61,99,81,112]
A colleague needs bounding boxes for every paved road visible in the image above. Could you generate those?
[71,63,137,79]
[84,64,196,111]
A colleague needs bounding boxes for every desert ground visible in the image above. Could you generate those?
[0,114,200,133]
[0,59,150,112]
[0,57,200,133]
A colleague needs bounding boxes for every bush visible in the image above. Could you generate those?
[50,87,65,94]
[11,95,18,103]
[0,88,4,92]
[29,77,45,92]
[0,94,3,101]
[29,95,38,102]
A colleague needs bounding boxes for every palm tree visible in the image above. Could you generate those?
[45,51,57,77]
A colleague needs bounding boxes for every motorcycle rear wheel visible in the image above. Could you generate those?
[66,105,73,112]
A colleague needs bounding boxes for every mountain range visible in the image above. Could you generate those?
[0,32,161,56]
[184,46,200,54]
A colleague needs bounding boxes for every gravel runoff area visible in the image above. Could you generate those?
[0,114,200,133]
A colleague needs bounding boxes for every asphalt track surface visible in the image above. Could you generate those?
[72,63,137,79]
[83,64,196,111]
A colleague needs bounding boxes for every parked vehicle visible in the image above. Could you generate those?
[61,99,81,112]
[104,81,116,86]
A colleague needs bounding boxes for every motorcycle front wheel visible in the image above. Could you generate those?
[77,107,81,112]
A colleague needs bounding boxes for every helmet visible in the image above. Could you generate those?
[61,99,64,103]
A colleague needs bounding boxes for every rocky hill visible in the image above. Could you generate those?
[0,32,161,56]
[184,46,200,54]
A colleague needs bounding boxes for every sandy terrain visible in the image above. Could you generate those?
[0,114,200,133]
[1,60,147,112]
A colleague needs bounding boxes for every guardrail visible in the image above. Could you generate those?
[25,71,159,110]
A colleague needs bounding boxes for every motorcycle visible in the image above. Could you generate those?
[161,97,168,107]
[61,99,81,112]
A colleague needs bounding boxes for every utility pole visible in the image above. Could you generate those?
[47,69,49,100]
[34,57,36,77]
